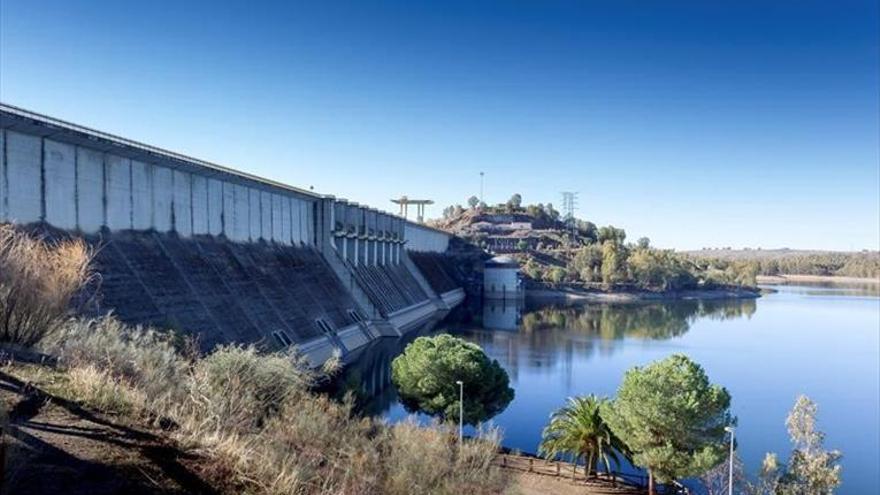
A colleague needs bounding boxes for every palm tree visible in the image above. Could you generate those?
[538,395,631,478]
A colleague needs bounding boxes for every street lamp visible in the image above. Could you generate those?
[455,380,464,450]
[724,426,736,495]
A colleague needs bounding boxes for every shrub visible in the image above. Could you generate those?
[184,345,314,434]
[0,225,93,346]
[46,317,188,405]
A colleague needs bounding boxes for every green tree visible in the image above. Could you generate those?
[748,396,842,495]
[784,396,842,491]
[601,241,626,285]
[539,395,631,478]
[604,354,734,495]
[637,237,651,249]
[572,245,602,283]
[391,334,514,425]
[467,195,479,209]
[544,203,560,221]
[577,220,599,244]
[548,267,567,284]
[507,193,523,211]
[523,259,543,281]
[525,204,542,218]
[598,225,626,245]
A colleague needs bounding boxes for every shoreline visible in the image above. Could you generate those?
[756,274,880,285]
[526,286,762,303]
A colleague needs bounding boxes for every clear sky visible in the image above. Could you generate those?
[1,0,877,250]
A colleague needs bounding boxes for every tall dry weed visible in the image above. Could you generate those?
[0,225,93,346]
[382,419,504,495]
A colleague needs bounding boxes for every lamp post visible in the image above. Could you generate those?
[455,380,464,450]
[724,426,735,495]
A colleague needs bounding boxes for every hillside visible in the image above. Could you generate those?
[429,197,761,292]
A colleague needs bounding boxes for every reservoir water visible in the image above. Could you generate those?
[349,282,879,493]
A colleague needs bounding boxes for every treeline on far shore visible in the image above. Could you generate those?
[688,250,880,279]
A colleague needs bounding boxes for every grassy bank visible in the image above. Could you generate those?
[1,318,506,495]
[0,225,506,495]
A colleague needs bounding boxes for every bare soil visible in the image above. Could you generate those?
[503,471,644,495]
[0,366,218,495]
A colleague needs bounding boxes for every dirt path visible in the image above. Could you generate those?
[0,368,216,495]
[496,454,645,495]
[504,471,644,495]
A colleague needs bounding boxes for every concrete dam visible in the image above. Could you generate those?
[0,103,465,365]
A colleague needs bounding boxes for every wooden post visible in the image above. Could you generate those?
[556,461,560,476]
[528,458,533,472]
[502,455,506,467]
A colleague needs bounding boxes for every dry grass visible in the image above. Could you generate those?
[45,317,189,407]
[1,227,506,495]
[46,320,506,495]
[382,419,504,495]
[0,225,93,346]
[66,364,145,416]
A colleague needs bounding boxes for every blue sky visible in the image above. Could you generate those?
[1,0,878,250]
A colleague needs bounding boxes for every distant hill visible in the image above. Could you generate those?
[685,248,879,279]
[684,248,875,260]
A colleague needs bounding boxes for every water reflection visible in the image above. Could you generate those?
[343,297,756,415]
[332,319,444,416]
[464,298,757,384]
[342,285,879,494]
[482,300,522,330]
[760,280,879,297]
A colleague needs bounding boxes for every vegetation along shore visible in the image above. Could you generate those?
[0,223,847,494]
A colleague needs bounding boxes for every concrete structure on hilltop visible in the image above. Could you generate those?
[0,103,463,366]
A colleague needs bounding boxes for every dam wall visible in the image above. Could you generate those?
[0,103,463,365]
[405,223,450,253]
[0,106,321,246]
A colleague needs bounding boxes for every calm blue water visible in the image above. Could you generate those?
[349,283,880,493]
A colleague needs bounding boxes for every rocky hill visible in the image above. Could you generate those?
[428,197,759,292]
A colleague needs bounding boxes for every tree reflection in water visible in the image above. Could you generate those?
[464,298,757,382]
[339,297,757,416]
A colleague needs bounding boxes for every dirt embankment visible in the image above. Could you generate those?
[0,363,220,495]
